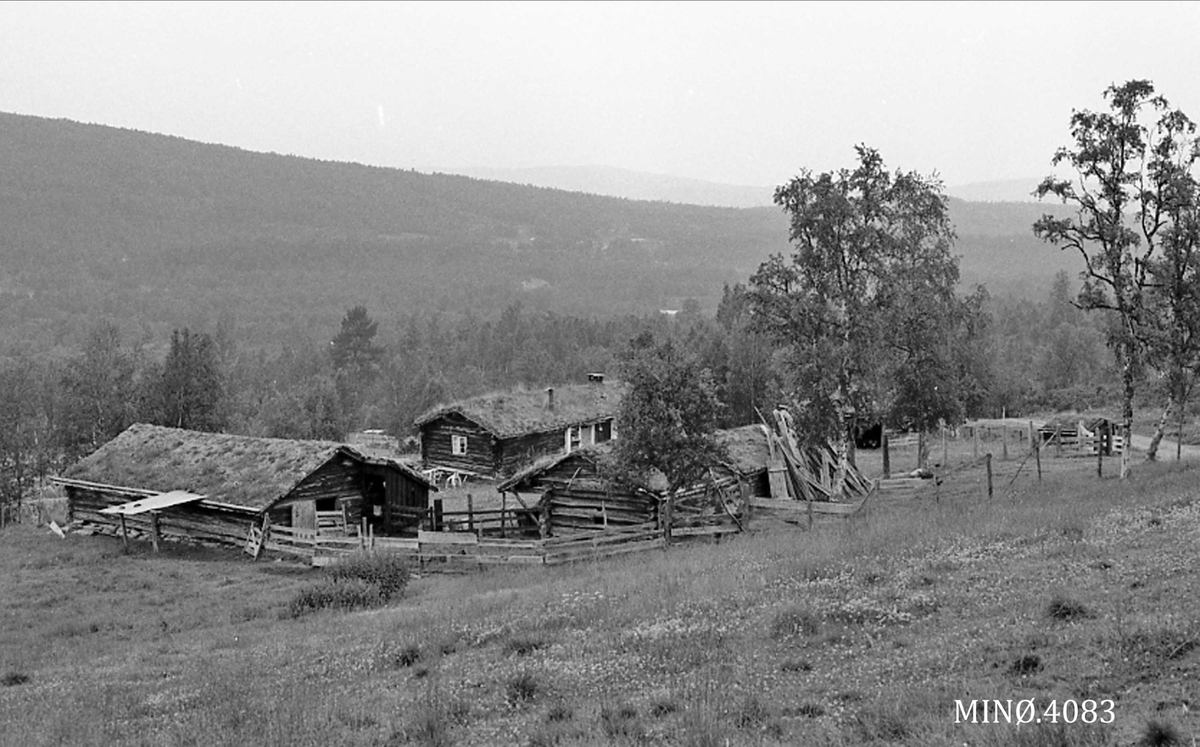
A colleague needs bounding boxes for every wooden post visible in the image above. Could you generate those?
[882,433,891,479]
[1002,428,1009,461]
[1055,425,1062,458]
[539,491,551,539]
[119,513,129,552]
[361,517,368,547]
[941,424,948,467]
[500,492,507,538]
[467,493,475,534]
[150,512,160,553]
[1035,436,1042,482]
[806,496,814,531]
[433,498,444,532]
[985,453,993,498]
[1097,440,1103,478]
[973,426,979,460]
[917,431,927,470]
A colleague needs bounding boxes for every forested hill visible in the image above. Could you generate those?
[0,112,1072,353]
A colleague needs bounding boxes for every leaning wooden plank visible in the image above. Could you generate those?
[473,554,545,565]
[672,525,736,537]
[545,538,665,564]
[749,498,860,515]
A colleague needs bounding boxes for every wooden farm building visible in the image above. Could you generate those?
[414,376,624,479]
[53,424,435,547]
[496,424,773,536]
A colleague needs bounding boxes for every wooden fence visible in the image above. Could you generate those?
[257,520,664,569]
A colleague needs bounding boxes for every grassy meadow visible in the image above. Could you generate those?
[3,444,1200,746]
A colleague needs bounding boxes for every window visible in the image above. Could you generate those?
[566,425,582,453]
[451,434,468,456]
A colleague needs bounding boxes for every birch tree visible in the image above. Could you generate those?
[750,146,959,494]
[1034,79,1199,477]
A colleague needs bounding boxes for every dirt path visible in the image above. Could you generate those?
[1127,432,1200,460]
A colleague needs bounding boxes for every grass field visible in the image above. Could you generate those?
[3,442,1200,746]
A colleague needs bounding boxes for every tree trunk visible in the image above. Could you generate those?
[1120,352,1134,480]
[1145,399,1173,462]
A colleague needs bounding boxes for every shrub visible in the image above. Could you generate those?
[1009,654,1042,675]
[732,695,770,729]
[1,672,30,687]
[545,702,574,723]
[506,671,540,706]
[289,578,382,617]
[289,552,412,617]
[328,552,411,601]
[599,702,643,740]
[504,635,546,656]
[1140,719,1181,746]
[1046,594,1090,622]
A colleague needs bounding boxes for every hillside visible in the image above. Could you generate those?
[0,112,1074,352]
[2,456,1198,745]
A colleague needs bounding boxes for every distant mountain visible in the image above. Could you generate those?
[440,165,775,208]
[946,178,1044,203]
[0,112,1075,354]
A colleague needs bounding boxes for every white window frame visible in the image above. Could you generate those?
[451,434,468,456]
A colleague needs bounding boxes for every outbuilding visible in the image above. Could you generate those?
[53,423,435,548]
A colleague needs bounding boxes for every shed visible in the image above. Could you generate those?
[496,424,771,536]
[414,379,624,478]
[53,424,436,547]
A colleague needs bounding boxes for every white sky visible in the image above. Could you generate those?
[3,1,1199,188]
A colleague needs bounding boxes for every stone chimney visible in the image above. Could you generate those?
[546,387,555,410]
[587,373,605,385]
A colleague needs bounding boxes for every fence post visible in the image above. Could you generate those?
[1035,435,1042,481]
[1097,440,1103,479]
[467,493,475,534]
[985,453,993,498]
[973,426,979,460]
[941,424,948,467]
[1002,427,1009,461]
[882,433,891,479]
[1055,425,1063,458]
[433,498,444,532]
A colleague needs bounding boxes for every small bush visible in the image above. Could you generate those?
[1046,593,1090,622]
[770,604,821,639]
[780,657,812,672]
[328,551,411,600]
[506,671,540,706]
[599,702,643,740]
[648,696,679,717]
[387,644,422,668]
[2,672,30,687]
[732,695,770,729]
[504,635,546,656]
[289,552,411,617]
[1009,653,1042,675]
[1140,719,1181,746]
[546,702,574,723]
[289,578,381,617]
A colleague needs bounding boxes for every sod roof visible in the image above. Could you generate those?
[63,423,433,511]
[414,382,625,438]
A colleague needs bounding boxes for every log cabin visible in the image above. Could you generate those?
[495,424,772,536]
[414,376,624,479]
[52,423,435,548]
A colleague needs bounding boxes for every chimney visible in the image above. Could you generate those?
[587,373,605,385]
[546,387,555,410]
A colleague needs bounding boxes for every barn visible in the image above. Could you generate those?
[414,376,624,479]
[52,423,435,547]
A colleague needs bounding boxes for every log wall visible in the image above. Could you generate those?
[67,485,258,547]
[420,414,497,474]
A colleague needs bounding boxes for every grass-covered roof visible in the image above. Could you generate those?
[414,382,624,438]
[64,423,432,511]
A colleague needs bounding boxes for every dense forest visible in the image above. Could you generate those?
[0,112,1072,356]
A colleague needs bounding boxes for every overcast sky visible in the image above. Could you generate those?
[3,1,1200,189]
